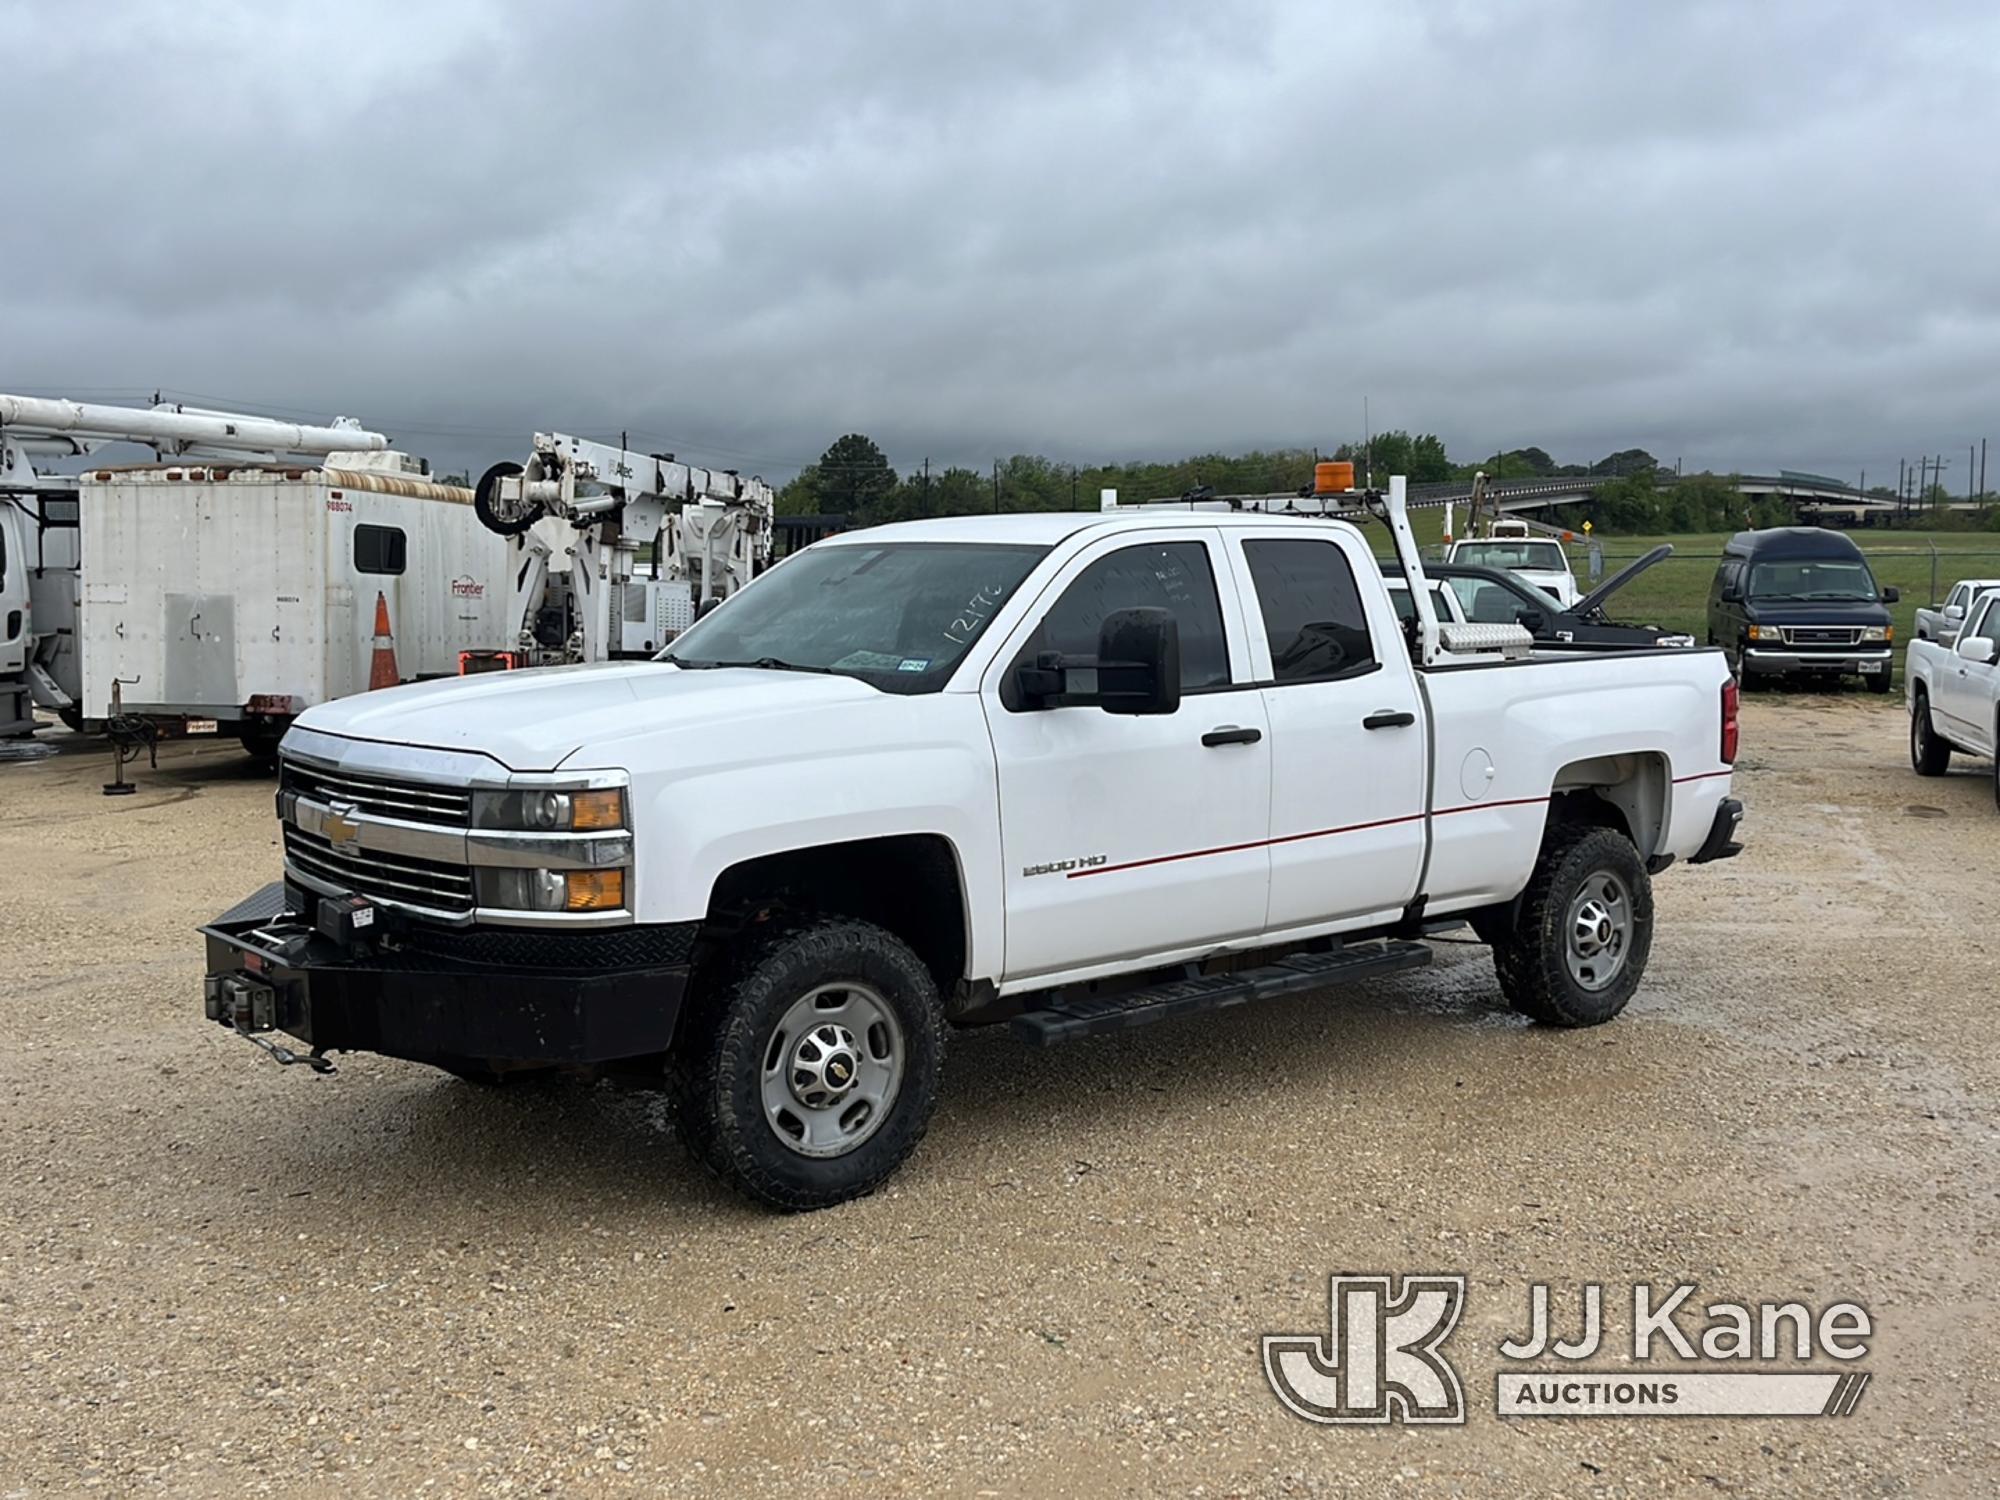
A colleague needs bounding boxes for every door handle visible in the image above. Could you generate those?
[1202,725,1262,747]
[1362,709,1417,729]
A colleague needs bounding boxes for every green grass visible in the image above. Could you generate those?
[1367,512,2000,682]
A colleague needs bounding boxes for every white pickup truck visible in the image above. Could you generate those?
[1907,586,2000,806]
[203,481,1744,1210]
[1914,579,2000,648]
[1444,526,1580,606]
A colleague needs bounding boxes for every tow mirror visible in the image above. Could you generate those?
[1014,606,1181,715]
[1095,607,1180,715]
[1883,586,1901,604]
[1518,608,1547,635]
[1720,585,1743,604]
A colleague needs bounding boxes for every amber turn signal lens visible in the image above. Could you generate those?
[565,869,625,911]
[571,789,626,830]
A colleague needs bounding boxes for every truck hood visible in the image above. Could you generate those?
[293,662,886,771]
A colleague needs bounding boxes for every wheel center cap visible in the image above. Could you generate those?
[789,1023,862,1106]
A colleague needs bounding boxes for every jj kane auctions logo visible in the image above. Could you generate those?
[1265,1276,1872,1423]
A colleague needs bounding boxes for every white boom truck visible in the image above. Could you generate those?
[465,433,775,668]
[0,394,513,756]
[202,478,1745,1211]
[1907,585,2000,806]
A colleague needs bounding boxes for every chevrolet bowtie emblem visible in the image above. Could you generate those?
[322,801,362,844]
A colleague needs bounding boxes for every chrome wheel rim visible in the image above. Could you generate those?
[1564,871,1633,993]
[760,982,904,1159]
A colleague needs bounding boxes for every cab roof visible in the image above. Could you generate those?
[1724,527,1869,558]
[818,508,1367,548]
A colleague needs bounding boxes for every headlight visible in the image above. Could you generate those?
[1748,624,1786,641]
[1860,626,1891,643]
[473,786,626,831]
[476,867,626,913]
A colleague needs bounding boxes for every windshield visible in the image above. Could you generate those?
[1748,559,1880,602]
[660,541,1049,694]
[1451,540,1567,573]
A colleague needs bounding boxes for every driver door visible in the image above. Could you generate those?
[982,530,1271,984]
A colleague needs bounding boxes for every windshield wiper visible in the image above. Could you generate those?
[701,657,839,675]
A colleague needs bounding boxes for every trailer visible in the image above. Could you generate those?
[0,394,520,757]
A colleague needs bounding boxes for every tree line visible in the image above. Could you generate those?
[775,432,2000,533]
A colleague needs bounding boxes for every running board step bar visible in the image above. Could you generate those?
[1010,939,1434,1046]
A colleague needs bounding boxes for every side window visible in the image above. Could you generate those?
[354,524,406,576]
[1027,540,1230,694]
[1946,584,1967,612]
[1963,597,1998,651]
[1242,539,1377,683]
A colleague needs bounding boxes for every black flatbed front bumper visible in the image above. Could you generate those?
[201,882,695,1069]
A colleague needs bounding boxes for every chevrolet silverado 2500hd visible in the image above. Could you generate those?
[1907,586,2000,806]
[203,480,1744,1210]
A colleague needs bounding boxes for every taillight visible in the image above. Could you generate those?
[1720,678,1740,764]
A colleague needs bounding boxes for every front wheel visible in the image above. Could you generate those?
[674,918,945,1211]
[1865,669,1894,694]
[1910,692,1952,776]
[1491,825,1653,1027]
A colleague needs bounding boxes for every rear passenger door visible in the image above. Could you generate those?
[1229,531,1429,932]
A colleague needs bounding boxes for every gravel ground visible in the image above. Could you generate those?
[2,696,1997,1497]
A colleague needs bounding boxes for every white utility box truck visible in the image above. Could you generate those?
[203,478,1745,1210]
[1,395,519,757]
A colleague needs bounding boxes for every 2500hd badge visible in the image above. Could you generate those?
[1022,853,1108,878]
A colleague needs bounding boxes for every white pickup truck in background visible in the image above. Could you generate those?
[1914,578,2000,647]
[1907,586,2000,806]
[202,480,1744,1210]
[1444,523,1581,606]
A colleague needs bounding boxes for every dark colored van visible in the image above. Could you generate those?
[1707,528,1898,691]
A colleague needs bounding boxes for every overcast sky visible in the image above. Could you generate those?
[7,0,2000,488]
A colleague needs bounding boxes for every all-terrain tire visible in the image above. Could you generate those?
[1866,669,1894,694]
[673,917,946,1211]
[1910,690,1952,776]
[1490,825,1653,1027]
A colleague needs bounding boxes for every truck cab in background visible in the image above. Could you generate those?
[1915,579,2000,648]
[1444,520,1581,607]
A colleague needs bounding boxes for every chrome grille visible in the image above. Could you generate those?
[281,761,471,827]
[1784,626,1860,646]
[284,825,474,914]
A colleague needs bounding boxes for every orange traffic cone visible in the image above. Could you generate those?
[368,591,400,690]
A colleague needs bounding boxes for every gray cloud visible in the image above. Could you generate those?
[7,0,1999,488]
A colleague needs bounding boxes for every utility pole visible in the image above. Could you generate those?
[992,459,1001,514]
[922,456,931,517]
[1071,466,1078,508]
[1897,457,1905,519]
[1981,438,1989,505]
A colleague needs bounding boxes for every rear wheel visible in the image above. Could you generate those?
[1490,825,1653,1027]
[674,917,945,1211]
[1910,691,1952,776]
